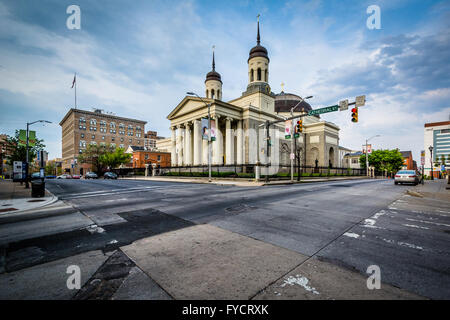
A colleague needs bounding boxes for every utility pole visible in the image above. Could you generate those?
[429,146,434,180]
[365,135,380,177]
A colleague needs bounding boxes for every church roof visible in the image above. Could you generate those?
[248,17,269,62]
[274,92,313,113]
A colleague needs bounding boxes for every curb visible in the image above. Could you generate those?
[0,202,77,225]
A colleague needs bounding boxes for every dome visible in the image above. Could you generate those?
[248,45,269,62]
[205,70,222,83]
[274,92,313,113]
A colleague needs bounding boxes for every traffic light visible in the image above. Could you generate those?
[296,120,303,133]
[351,107,358,122]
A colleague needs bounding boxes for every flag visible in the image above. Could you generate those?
[71,74,76,88]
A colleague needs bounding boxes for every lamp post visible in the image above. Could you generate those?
[429,146,434,180]
[25,120,52,188]
[365,135,380,177]
[289,95,313,182]
[187,92,212,182]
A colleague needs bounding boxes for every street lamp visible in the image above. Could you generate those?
[25,120,52,188]
[365,135,380,177]
[429,146,434,180]
[187,91,212,182]
[289,95,313,182]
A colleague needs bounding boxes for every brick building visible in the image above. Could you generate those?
[125,145,171,168]
[59,108,147,175]
[400,151,414,170]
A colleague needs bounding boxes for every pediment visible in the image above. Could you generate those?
[167,96,212,120]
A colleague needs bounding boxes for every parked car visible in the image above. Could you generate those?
[72,174,81,179]
[103,172,118,179]
[85,172,98,179]
[57,174,72,179]
[394,170,420,185]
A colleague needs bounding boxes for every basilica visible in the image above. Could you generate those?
[164,18,340,171]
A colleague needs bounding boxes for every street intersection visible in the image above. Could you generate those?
[0,178,449,299]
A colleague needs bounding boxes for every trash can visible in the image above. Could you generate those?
[31,180,45,198]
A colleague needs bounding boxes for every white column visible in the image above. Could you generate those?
[193,119,202,165]
[236,120,243,165]
[184,122,192,165]
[225,117,234,165]
[202,135,208,165]
[176,125,184,166]
[213,115,223,165]
[170,126,177,166]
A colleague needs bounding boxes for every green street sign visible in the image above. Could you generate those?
[308,105,339,116]
[285,135,291,139]
[294,133,300,138]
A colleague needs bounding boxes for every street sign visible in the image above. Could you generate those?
[362,144,372,154]
[339,99,349,111]
[308,105,339,116]
[355,95,366,107]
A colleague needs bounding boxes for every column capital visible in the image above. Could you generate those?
[176,124,184,129]
[225,117,234,122]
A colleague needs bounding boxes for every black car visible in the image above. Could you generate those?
[103,172,118,179]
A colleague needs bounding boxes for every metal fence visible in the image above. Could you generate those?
[150,164,366,180]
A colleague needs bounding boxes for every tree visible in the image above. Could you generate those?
[5,130,45,165]
[99,148,131,169]
[440,155,446,164]
[359,149,403,174]
[78,145,131,174]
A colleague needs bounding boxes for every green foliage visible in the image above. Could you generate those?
[78,145,131,174]
[99,148,131,169]
[359,149,404,173]
[5,130,45,165]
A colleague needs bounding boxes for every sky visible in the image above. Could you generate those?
[0,0,449,162]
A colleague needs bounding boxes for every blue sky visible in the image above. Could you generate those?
[0,0,449,162]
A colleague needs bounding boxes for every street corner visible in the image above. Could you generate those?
[252,257,425,300]
[120,224,308,300]
[0,250,109,300]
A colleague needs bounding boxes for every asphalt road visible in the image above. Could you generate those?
[2,178,449,299]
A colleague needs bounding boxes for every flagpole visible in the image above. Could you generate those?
[74,73,77,109]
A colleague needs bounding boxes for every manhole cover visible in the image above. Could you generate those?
[27,199,46,202]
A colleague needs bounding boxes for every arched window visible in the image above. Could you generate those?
[265,70,268,82]
[211,89,215,99]
[217,90,220,99]
[250,69,254,82]
[257,68,261,81]
[206,89,209,98]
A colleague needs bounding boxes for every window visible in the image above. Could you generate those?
[90,119,97,125]
[79,140,86,147]
[352,159,358,164]
[217,90,220,99]
[137,140,140,144]
[265,70,267,82]
[206,89,209,98]
[250,69,254,82]
[110,122,116,128]
[129,139,132,143]
[145,154,149,160]
[81,133,84,138]
[111,137,115,142]
[257,68,261,81]
[157,155,161,161]
[90,141,97,145]
[110,143,116,148]
[92,135,95,139]
[119,144,124,148]
[211,89,215,99]
[120,137,124,142]
[102,136,105,140]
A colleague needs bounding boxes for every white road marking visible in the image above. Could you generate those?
[402,224,429,230]
[343,232,360,238]
[281,275,319,295]
[406,218,450,227]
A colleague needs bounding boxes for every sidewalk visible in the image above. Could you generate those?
[0,180,57,215]
[122,175,370,186]
[410,178,450,202]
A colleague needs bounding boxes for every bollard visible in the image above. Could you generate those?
[255,162,260,182]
